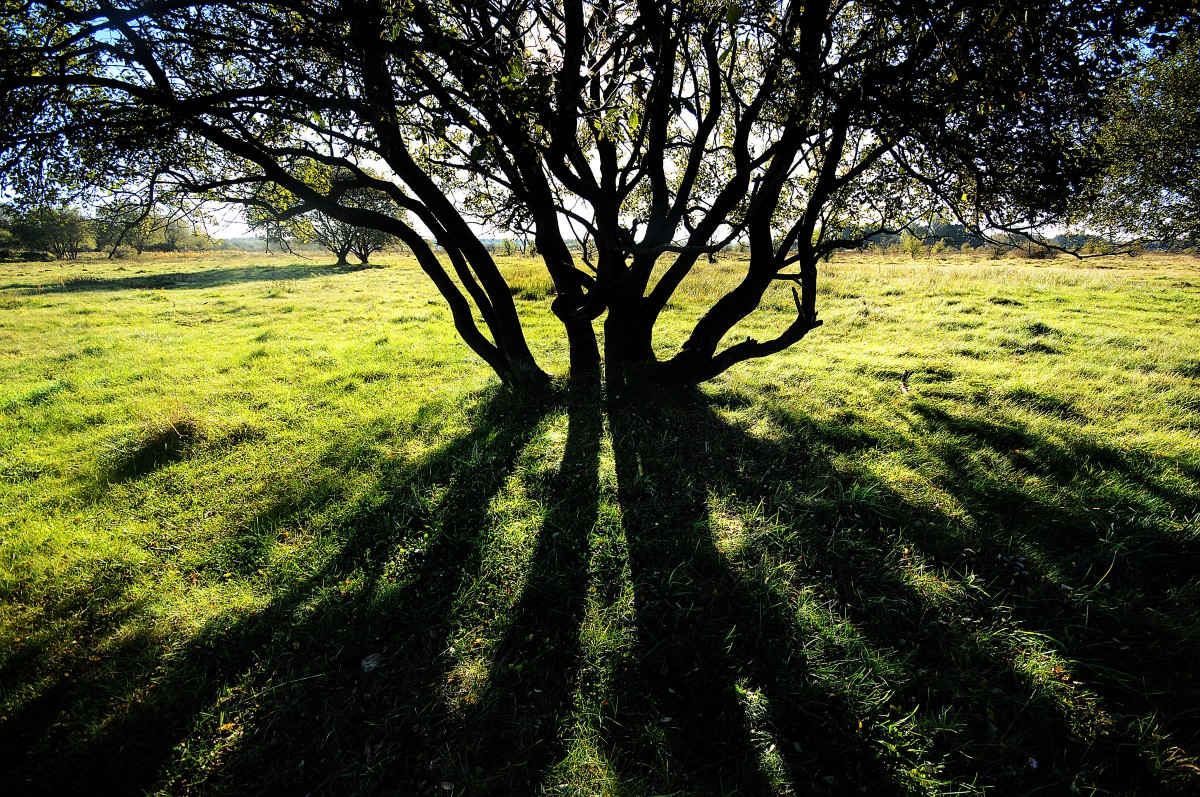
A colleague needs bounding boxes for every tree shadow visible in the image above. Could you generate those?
[3,383,1198,796]
[598,386,1199,794]
[1,386,554,796]
[424,379,603,793]
[764,391,1200,791]
[603,392,894,794]
[7,262,382,294]
[896,398,1200,751]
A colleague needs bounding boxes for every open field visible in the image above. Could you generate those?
[2,249,1199,795]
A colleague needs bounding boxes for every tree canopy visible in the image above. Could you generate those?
[1082,34,1200,250]
[1,1,1189,389]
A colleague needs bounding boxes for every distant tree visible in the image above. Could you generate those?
[347,221,394,264]
[2,1,1189,390]
[141,218,213,252]
[113,211,164,255]
[928,222,988,249]
[94,198,209,256]
[11,206,93,259]
[246,168,398,264]
[899,231,925,260]
[1083,35,1200,250]
[0,204,18,253]
[160,217,188,251]
[308,211,356,265]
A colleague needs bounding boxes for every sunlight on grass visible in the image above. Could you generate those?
[708,494,753,559]
[733,679,792,790]
[545,726,624,796]
[442,412,569,712]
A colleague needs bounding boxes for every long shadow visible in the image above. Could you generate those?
[895,399,1200,767]
[0,386,552,796]
[603,391,892,794]
[7,262,381,294]
[768,393,1200,792]
[426,379,603,793]
[4,383,1197,795]
[602,387,1200,794]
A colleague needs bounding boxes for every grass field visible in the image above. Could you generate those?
[1,249,1199,795]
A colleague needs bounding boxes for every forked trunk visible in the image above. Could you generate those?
[601,302,658,394]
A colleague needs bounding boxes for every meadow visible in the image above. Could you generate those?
[1,247,1198,795]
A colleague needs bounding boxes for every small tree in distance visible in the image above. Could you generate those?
[10,206,93,260]
[347,219,394,265]
[899,232,925,261]
[95,205,165,255]
[246,169,400,264]
[308,211,364,265]
[94,195,212,257]
[312,179,400,265]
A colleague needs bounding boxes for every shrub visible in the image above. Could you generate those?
[899,230,925,260]
[1024,246,1057,259]
[1081,239,1113,255]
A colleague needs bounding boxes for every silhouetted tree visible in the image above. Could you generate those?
[1,1,1188,389]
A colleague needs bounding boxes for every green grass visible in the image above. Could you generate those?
[2,249,1199,795]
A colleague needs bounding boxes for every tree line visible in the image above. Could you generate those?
[0,204,216,260]
[0,199,405,263]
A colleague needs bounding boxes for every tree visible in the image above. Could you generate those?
[348,222,394,264]
[93,189,212,256]
[309,206,397,264]
[1,1,1187,391]
[308,211,357,266]
[1082,34,1200,250]
[9,205,94,259]
[95,205,166,255]
[899,231,925,261]
[0,203,18,254]
[247,170,400,265]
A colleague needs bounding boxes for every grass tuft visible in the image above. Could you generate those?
[102,407,208,479]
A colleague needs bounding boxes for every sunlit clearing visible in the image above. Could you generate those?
[735,679,792,790]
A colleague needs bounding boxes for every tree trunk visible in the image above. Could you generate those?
[602,299,657,395]
[564,316,601,383]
